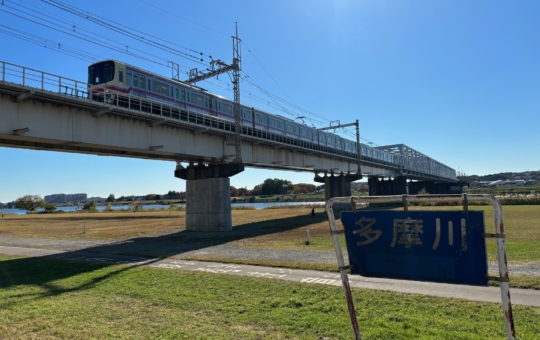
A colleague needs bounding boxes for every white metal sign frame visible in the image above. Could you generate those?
[325,193,515,340]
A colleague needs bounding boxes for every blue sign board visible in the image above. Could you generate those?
[340,210,488,286]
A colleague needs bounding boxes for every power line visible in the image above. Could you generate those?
[11,0,181,67]
[241,41,298,107]
[42,0,209,65]
[0,26,99,62]
[0,7,170,67]
[3,1,378,145]
[136,0,230,37]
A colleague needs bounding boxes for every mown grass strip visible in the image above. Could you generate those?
[0,255,539,339]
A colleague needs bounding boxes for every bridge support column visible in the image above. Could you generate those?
[368,176,408,196]
[314,173,362,215]
[175,162,244,232]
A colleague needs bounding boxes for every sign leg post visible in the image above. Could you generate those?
[326,200,362,340]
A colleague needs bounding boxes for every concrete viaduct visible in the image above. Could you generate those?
[0,61,457,231]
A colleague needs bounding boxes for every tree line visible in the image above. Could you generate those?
[11,179,323,211]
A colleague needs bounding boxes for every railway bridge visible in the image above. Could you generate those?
[0,61,457,231]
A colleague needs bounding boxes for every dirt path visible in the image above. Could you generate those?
[0,235,539,276]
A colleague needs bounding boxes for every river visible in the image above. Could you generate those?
[0,201,325,215]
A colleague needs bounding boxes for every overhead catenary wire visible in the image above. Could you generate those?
[40,0,368,141]
[2,0,378,145]
[42,0,209,65]
[0,7,171,68]
[136,0,230,37]
[9,0,182,67]
[0,24,103,62]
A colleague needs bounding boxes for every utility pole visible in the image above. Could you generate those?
[186,23,242,164]
[318,120,361,174]
[170,61,180,80]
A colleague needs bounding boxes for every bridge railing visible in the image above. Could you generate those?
[1,61,88,99]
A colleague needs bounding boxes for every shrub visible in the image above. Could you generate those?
[82,200,98,212]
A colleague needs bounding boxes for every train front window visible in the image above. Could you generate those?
[88,62,115,85]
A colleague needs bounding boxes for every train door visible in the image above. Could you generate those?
[209,98,217,116]
[118,67,125,89]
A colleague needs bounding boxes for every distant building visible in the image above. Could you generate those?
[488,180,525,188]
[44,193,66,204]
[45,193,87,204]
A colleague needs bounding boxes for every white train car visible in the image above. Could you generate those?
[87,59,402,168]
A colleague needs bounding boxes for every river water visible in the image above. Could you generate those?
[0,201,325,215]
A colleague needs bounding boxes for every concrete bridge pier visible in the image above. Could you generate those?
[175,162,244,232]
[368,176,408,196]
[314,172,362,215]
[408,181,451,194]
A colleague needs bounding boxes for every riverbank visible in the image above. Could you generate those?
[0,206,539,289]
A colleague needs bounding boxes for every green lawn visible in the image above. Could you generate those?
[0,255,539,339]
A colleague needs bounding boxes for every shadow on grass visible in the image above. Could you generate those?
[0,212,332,301]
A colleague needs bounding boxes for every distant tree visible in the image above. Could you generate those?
[248,184,263,196]
[145,194,156,201]
[289,183,316,194]
[104,203,113,212]
[14,195,45,211]
[106,194,115,202]
[44,204,57,213]
[155,195,161,200]
[82,200,98,212]
[236,187,248,196]
[167,190,182,199]
[261,178,293,195]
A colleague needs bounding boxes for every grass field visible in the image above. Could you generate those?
[1,206,539,288]
[0,254,539,339]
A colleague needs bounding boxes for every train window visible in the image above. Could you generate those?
[170,87,174,98]
[190,93,204,106]
[187,92,190,102]
[133,74,138,88]
[119,70,123,83]
[148,79,151,91]
[218,101,220,111]
[175,88,179,99]
[140,76,146,90]
[153,81,169,96]
[181,89,186,101]
[221,103,233,114]
[204,97,208,107]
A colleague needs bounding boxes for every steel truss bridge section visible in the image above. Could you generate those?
[376,144,456,181]
[0,60,456,182]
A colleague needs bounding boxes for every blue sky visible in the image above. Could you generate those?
[1,0,539,202]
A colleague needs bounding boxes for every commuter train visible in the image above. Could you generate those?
[87,60,397,165]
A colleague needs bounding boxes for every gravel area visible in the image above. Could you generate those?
[1,235,539,277]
